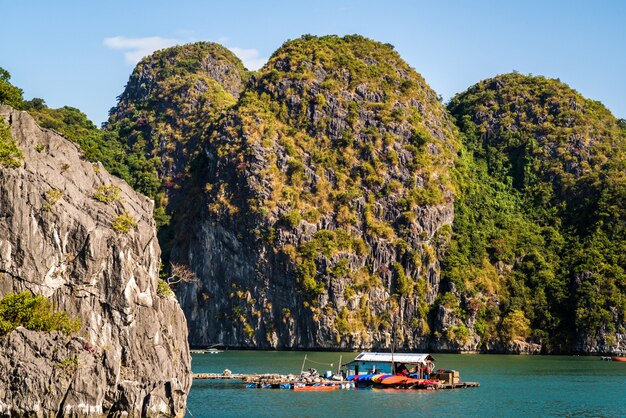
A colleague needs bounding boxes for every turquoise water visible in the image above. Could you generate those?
[187,351,626,417]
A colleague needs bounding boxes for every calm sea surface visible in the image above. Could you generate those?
[187,351,626,417]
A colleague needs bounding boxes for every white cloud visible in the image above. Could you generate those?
[103,35,268,70]
[103,36,181,64]
[228,47,267,71]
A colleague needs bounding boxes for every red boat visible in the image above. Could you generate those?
[611,356,626,362]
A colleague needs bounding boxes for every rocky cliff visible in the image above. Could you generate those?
[0,105,191,416]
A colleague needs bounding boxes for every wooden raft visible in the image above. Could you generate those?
[192,373,479,389]
[193,373,344,385]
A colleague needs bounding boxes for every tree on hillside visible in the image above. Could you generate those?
[0,68,24,109]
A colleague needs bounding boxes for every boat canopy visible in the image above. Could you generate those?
[352,352,435,365]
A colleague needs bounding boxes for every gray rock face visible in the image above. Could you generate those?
[0,105,191,416]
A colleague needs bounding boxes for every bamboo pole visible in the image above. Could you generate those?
[391,312,396,374]
[300,354,307,375]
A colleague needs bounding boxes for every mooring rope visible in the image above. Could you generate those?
[304,358,334,367]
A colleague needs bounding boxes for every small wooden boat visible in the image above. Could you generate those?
[610,356,626,362]
[371,374,392,383]
[380,376,409,385]
[190,345,224,354]
[190,348,223,354]
[293,384,338,392]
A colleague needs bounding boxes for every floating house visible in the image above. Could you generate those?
[344,352,435,378]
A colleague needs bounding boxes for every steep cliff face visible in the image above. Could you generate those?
[447,74,626,354]
[0,105,191,415]
[165,35,460,349]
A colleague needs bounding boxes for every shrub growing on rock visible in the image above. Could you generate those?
[112,211,137,233]
[0,292,80,336]
[93,185,122,203]
[0,118,22,168]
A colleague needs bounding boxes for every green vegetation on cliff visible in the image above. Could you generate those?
[256,34,458,205]
[0,292,80,336]
[447,73,626,351]
[443,144,567,347]
[26,102,130,180]
[0,69,25,167]
[0,68,24,109]
[1,67,130,180]
[0,118,23,167]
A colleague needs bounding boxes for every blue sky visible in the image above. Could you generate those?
[2,0,624,125]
